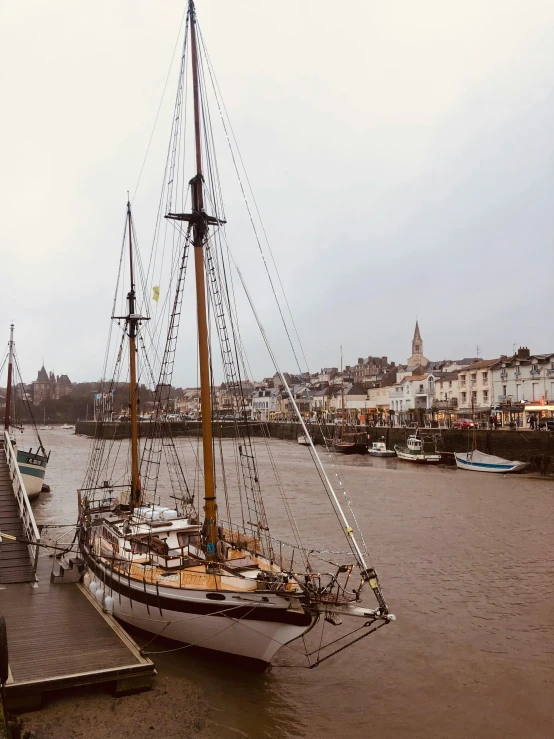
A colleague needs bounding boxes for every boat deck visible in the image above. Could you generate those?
[2,555,155,711]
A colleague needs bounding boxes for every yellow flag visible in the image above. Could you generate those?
[152,285,160,303]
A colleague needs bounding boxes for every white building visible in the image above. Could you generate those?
[490,348,554,426]
[457,359,497,416]
[251,388,281,421]
[389,373,437,425]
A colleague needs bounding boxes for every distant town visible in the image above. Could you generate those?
[2,321,553,430]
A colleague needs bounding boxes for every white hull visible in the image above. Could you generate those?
[297,435,310,446]
[18,469,43,500]
[368,450,396,457]
[395,449,441,464]
[83,554,315,663]
[455,452,528,474]
[114,595,311,663]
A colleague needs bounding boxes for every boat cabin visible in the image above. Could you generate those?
[407,436,423,452]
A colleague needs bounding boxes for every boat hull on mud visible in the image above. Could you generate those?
[82,547,316,664]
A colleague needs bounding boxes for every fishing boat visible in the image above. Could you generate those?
[395,435,441,464]
[454,450,528,473]
[368,438,396,457]
[2,325,50,500]
[297,434,310,446]
[60,424,73,430]
[77,0,393,667]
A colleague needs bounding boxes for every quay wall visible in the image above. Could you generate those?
[74,421,554,474]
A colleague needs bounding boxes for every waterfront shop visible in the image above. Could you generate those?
[523,403,554,428]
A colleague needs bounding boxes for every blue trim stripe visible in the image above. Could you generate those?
[457,458,513,471]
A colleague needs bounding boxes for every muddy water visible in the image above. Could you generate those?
[25,428,554,738]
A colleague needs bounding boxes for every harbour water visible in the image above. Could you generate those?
[24,428,554,738]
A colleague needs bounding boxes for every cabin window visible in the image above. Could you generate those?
[177,532,200,548]
[131,540,149,554]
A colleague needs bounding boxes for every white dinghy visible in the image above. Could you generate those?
[455,450,528,473]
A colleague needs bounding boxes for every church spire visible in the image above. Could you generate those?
[412,320,422,355]
[408,319,428,367]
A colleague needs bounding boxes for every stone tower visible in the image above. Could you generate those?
[407,320,429,367]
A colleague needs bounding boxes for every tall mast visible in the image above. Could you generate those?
[126,202,141,510]
[166,0,225,558]
[341,346,345,438]
[4,324,14,430]
[188,0,217,558]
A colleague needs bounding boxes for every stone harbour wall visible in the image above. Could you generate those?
[74,420,554,474]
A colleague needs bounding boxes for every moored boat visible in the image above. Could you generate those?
[368,438,396,457]
[333,439,368,455]
[297,434,310,446]
[77,0,394,667]
[2,325,50,500]
[395,435,441,464]
[454,450,528,473]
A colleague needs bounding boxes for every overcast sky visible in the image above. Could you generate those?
[1,0,553,386]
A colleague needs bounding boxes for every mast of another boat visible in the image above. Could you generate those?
[126,201,141,511]
[340,346,345,440]
[4,323,14,431]
[189,0,218,559]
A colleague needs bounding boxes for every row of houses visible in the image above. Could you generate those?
[175,323,554,429]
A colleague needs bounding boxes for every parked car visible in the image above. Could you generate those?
[453,418,475,429]
[538,419,554,431]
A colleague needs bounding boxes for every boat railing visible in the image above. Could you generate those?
[3,428,41,576]
[219,518,345,573]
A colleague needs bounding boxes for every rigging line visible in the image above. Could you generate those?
[131,3,188,203]
[196,28,304,378]
[140,603,261,656]
[144,14,190,320]
[198,27,309,376]
[228,254,372,574]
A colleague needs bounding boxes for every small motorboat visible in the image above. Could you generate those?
[297,434,311,446]
[60,424,73,430]
[454,450,528,473]
[395,435,441,464]
[368,438,396,457]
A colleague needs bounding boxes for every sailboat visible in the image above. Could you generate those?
[77,0,393,666]
[39,408,54,431]
[331,351,367,455]
[454,406,527,472]
[2,325,50,501]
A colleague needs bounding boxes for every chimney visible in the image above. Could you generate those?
[517,346,530,359]
[357,358,363,365]
[382,356,387,365]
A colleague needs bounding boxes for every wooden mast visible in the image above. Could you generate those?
[4,324,14,431]
[189,0,217,558]
[126,201,141,511]
[340,346,345,440]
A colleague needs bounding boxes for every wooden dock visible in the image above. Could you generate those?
[0,446,34,584]
[0,438,155,711]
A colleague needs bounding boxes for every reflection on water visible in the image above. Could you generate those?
[25,428,554,739]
